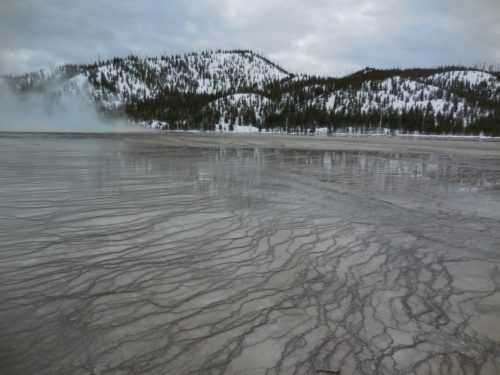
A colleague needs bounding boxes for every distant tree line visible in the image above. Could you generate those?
[4,51,499,136]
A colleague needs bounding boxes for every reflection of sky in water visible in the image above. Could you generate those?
[278,149,499,192]
[1,134,499,218]
[117,142,500,218]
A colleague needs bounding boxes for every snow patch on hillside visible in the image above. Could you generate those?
[67,52,288,108]
[320,75,486,124]
[210,93,270,129]
[425,70,500,100]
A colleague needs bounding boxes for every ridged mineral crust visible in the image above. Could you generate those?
[1,133,499,374]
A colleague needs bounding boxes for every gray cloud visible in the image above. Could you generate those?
[1,0,499,76]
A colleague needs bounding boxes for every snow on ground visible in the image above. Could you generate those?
[321,75,479,120]
[54,51,290,108]
[426,70,500,100]
[210,93,271,127]
[216,124,260,133]
[428,70,499,88]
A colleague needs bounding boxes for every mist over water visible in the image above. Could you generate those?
[0,80,142,132]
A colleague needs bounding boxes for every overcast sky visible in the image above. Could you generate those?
[1,0,499,76]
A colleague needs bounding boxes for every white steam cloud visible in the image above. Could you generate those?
[0,80,143,132]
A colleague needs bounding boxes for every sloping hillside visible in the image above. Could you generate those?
[62,50,291,108]
[2,52,500,135]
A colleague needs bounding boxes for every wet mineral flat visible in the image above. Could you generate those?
[1,133,499,374]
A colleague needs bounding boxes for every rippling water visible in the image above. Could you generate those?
[1,133,499,374]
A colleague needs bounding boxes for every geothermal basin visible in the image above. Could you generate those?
[0,132,499,374]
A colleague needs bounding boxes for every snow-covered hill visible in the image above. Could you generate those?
[425,70,500,101]
[3,52,500,135]
[7,65,85,92]
[210,93,270,130]
[319,76,482,123]
[3,50,291,108]
[58,51,291,108]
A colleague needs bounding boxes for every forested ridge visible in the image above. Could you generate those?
[3,50,500,135]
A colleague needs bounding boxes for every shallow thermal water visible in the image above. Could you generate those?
[1,133,500,375]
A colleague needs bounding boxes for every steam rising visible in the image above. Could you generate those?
[0,80,142,132]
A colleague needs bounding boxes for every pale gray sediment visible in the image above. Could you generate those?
[0,132,499,374]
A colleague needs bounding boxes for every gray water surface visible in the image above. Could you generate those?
[1,133,500,374]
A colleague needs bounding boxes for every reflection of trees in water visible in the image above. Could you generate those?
[122,145,267,196]
[284,150,499,193]
[121,144,500,199]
